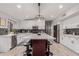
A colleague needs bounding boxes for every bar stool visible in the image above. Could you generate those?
[18,41,32,56]
[23,42,32,56]
[45,41,53,56]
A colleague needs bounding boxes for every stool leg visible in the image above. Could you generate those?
[47,41,50,55]
[27,45,29,55]
[48,44,53,56]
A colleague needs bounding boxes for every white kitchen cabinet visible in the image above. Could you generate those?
[61,35,79,54]
[0,35,11,52]
[0,19,8,28]
[0,34,17,52]
[19,20,45,29]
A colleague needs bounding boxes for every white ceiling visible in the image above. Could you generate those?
[0,3,78,21]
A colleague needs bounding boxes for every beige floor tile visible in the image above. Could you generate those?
[50,42,79,56]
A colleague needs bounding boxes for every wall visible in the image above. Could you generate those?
[60,15,79,54]
[51,20,61,36]
[51,21,54,36]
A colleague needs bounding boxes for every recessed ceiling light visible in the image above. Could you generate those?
[59,5,63,9]
[17,5,21,8]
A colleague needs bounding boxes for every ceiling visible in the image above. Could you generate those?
[0,3,78,21]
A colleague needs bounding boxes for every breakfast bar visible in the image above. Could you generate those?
[22,33,55,56]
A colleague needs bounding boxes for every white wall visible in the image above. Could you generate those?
[51,21,54,36]
[60,15,79,54]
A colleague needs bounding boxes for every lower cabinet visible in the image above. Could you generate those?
[0,35,17,52]
[61,36,79,54]
[0,36,11,52]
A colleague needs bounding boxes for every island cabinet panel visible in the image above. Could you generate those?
[32,40,47,56]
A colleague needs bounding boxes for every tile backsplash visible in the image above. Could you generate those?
[64,28,79,35]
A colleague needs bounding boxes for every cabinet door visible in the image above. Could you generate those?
[32,40,46,56]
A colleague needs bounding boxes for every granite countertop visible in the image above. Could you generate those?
[0,34,16,37]
[64,34,79,38]
[30,33,55,40]
[22,33,55,44]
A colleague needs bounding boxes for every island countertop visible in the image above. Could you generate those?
[22,33,55,44]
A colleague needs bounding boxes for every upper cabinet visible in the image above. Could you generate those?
[0,17,8,35]
[20,20,45,29]
[0,17,8,28]
[0,18,6,26]
[62,15,79,29]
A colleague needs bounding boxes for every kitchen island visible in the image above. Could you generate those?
[21,33,55,56]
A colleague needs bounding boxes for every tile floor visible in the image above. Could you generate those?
[0,42,79,56]
[50,42,79,56]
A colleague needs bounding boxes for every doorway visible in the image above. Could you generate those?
[53,24,60,43]
[45,21,52,35]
